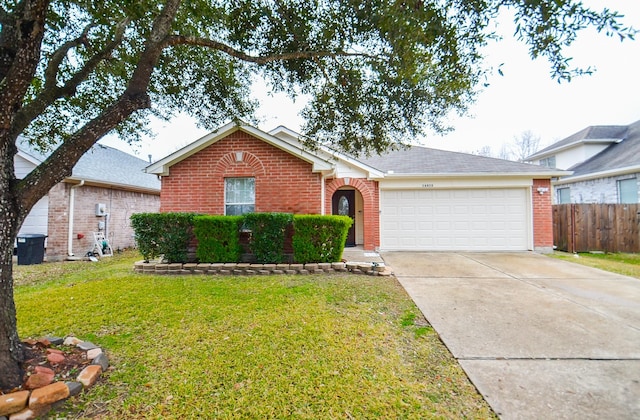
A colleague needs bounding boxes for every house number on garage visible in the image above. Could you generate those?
[421,183,434,188]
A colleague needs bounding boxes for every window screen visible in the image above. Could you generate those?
[225,177,255,215]
[557,187,571,204]
[618,178,638,204]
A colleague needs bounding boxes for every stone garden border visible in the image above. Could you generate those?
[134,261,392,276]
[0,337,109,420]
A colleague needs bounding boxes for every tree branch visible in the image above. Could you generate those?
[0,5,13,26]
[43,23,95,89]
[166,35,372,64]
[18,0,182,208]
[10,18,128,138]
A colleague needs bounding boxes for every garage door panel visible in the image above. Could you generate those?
[381,188,529,251]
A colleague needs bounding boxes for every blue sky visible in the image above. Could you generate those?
[101,0,640,161]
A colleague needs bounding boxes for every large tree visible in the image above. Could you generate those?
[0,0,634,390]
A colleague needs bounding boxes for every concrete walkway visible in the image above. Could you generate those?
[381,252,640,420]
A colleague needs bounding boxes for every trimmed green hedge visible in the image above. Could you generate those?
[131,212,197,263]
[193,215,243,262]
[243,212,293,263]
[132,212,352,264]
[292,215,353,263]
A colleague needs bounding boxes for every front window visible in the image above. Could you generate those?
[618,178,638,204]
[225,177,255,215]
[557,187,571,204]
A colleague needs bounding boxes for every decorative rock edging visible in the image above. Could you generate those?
[0,336,109,420]
[134,261,393,276]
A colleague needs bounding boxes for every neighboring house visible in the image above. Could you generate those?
[526,120,640,204]
[15,140,161,261]
[146,122,567,253]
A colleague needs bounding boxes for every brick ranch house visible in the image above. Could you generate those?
[16,140,160,261]
[146,122,568,253]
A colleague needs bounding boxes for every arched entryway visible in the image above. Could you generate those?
[331,188,363,247]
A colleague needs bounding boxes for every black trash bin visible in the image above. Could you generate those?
[16,234,47,265]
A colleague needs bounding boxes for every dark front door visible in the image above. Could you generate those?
[332,190,356,247]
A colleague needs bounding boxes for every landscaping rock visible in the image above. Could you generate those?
[77,365,102,387]
[36,338,51,347]
[76,341,98,351]
[0,391,29,417]
[65,382,83,397]
[28,382,69,411]
[86,348,102,360]
[92,353,109,371]
[46,352,65,364]
[8,405,50,420]
[25,372,54,390]
[63,336,81,346]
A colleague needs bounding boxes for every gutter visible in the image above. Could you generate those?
[553,164,640,185]
[68,180,85,256]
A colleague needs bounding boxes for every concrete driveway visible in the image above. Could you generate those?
[381,252,640,420]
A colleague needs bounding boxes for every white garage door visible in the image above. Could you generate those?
[380,188,530,251]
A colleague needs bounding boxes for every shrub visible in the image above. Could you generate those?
[131,212,197,263]
[130,213,162,262]
[293,215,353,263]
[193,215,243,262]
[243,213,293,263]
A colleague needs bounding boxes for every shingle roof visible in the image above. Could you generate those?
[17,139,160,191]
[358,145,562,175]
[529,124,628,158]
[567,120,640,176]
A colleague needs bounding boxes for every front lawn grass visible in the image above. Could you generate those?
[551,251,640,279]
[14,252,494,419]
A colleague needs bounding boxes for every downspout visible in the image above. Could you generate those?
[321,169,337,215]
[68,180,85,256]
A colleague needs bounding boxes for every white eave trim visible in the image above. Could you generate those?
[268,126,386,179]
[146,122,334,175]
[382,170,571,179]
[553,165,640,185]
[64,177,160,195]
[16,149,43,166]
[527,138,622,161]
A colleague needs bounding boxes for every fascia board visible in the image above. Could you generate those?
[64,177,160,194]
[16,149,43,166]
[381,171,571,179]
[553,165,640,185]
[145,121,239,175]
[527,138,621,160]
[241,125,334,172]
[267,126,385,178]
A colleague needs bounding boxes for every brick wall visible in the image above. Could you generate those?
[556,173,640,204]
[46,182,160,260]
[160,131,323,214]
[532,179,553,252]
[325,178,380,251]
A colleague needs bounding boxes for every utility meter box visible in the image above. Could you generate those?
[95,203,107,216]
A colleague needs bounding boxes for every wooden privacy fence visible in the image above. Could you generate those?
[552,204,640,253]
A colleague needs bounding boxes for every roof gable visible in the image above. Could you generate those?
[527,124,628,161]
[147,122,335,176]
[563,119,640,178]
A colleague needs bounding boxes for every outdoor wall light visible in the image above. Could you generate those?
[537,187,549,194]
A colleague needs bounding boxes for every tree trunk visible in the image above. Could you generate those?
[0,169,24,391]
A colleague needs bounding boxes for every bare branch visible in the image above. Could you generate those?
[166,35,372,64]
